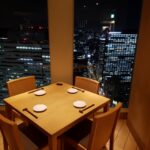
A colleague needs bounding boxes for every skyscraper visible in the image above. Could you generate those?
[102,32,137,106]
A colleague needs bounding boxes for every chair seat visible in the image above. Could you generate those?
[64,119,92,149]
[62,103,122,150]
[0,114,48,150]
[18,123,48,149]
[19,131,39,150]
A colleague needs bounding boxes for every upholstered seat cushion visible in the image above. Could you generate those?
[18,123,48,150]
[64,119,92,149]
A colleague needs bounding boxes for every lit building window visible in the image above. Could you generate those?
[111,14,115,19]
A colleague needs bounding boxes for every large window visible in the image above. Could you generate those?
[0,0,50,105]
[74,0,142,107]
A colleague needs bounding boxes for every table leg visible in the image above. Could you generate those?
[4,104,12,119]
[48,136,58,150]
[92,102,110,119]
[103,102,109,112]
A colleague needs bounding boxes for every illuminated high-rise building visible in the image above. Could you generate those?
[102,32,137,106]
[0,24,50,105]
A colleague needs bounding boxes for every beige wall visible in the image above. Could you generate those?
[127,0,150,149]
[47,0,74,84]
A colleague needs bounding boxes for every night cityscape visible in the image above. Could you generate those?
[0,0,50,105]
[0,0,142,107]
[73,0,142,107]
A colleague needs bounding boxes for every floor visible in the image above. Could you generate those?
[0,131,3,150]
[0,119,140,150]
[107,119,140,150]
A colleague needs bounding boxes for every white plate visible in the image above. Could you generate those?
[67,88,78,94]
[73,100,86,108]
[33,104,47,112]
[34,90,46,96]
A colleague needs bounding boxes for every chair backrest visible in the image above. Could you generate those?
[7,76,36,96]
[75,76,100,94]
[0,114,25,150]
[88,103,122,150]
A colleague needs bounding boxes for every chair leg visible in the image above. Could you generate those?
[110,133,114,150]
[3,136,9,150]
[102,146,107,150]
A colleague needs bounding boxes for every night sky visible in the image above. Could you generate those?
[0,0,142,31]
[75,0,143,32]
[0,0,47,28]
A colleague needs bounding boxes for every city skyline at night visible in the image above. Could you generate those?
[73,0,142,107]
[0,0,142,106]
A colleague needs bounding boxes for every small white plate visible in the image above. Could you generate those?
[33,104,47,112]
[67,88,78,94]
[34,90,46,96]
[73,100,86,108]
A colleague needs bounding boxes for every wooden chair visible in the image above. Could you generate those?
[0,114,48,150]
[7,76,36,96]
[75,76,102,117]
[75,76,100,94]
[6,76,36,123]
[62,103,122,150]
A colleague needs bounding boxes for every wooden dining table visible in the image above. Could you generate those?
[4,82,110,150]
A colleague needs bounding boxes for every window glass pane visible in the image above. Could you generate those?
[0,0,50,105]
[74,0,142,107]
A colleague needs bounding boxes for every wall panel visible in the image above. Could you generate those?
[47,0,74,84]
[127,0,150,149]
